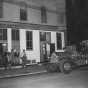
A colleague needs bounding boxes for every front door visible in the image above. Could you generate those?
[40,32,51,63]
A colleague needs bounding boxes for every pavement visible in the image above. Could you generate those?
[0,63,87,79]
[0,64,47,79]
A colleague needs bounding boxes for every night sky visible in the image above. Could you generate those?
[66,0,88,44]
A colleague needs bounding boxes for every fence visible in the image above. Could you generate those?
[56,44,88,66]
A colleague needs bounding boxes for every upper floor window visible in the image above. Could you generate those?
[41,6,47,23]
[20,8,27,21]
[0,29,7,40]
[26,31,33,50]
[12,29,19,41]
[0,0,3,18]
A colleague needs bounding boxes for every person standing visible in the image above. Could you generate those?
[20,49,27,68]
[10,49,15,65]
[3,51,8,70]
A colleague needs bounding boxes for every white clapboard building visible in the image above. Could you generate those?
[0,0,66,63]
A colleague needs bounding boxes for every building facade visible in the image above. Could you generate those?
[0,0,66,63]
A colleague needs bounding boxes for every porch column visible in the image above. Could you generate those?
[61,32,65,49]
[20,29,26,52]
[7,28,12,52]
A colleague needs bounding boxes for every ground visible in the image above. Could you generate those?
[0,66,88,88]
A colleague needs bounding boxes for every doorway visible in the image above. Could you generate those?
[40,32,51,63]
[40,42,47,62]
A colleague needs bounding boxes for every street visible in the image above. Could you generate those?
[0,66,88,88]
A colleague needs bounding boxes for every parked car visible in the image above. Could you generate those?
[45,45,88,74]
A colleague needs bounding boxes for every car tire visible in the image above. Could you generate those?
[59,59,72,74]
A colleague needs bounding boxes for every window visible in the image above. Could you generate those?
[0,0,3,18]
[0,29,7,40]
[3,29,7,40]
[26,31,33,50]
[40,32,51,43]
[20,8,27,21]
[12,29,19,41]
[56,33,62,50]
[46,32,51,43]
[41,6,47,23]
[40,32,46,41]
[12,29,20,51]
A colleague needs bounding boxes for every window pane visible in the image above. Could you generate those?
[12,29,19,40]
[40,32,46,41]
[12,29,15,40]
[0,29,2,40]
[26,41,32,50]
[56,33,62,50]
[57,33,61,40]
[26,31,29,40]
[3,29,7,40]
[57,40,62,49]
[41,6,47,23]
[26,31,33,50]
[26,41,29,49]
[29,41,32,49]
[46,32,51,43]
[20,8,27,21]
[29,31,32,40]
[16,30,19,40]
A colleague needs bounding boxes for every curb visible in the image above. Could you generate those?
[0,70,47,79]
[0,66,22,70]
[0,64,39,70]
[0,63,42,70]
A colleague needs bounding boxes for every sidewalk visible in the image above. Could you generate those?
[0,64,47,79]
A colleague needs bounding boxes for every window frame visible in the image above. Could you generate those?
[40,32,46,41]
[20,8,27,21]
[11,29,20,51]
[0,29,7,40]
[26,31,33,50]
[12,29,19,41]
[40,32,51,43]
[41,6,47,23]
[56,32,65,52]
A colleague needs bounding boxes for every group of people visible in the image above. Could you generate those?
[2,49,27,69]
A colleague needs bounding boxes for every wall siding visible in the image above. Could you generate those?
[47,12,58,26]
[3,3,19,22]
[28,8,41,24]
[2,2,60,26]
